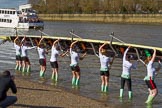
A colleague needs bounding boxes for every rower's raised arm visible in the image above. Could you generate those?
[34,39,39,46]
[70,40,78,48]
[53,39,60,47]
[151,48,156,62]
[123,46,131,61]
[21,36,26,45]
[14,36,19,43]
[38,37,44,46]
[99,42,108,53]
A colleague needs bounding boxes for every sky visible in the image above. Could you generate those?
[0,0,28,9]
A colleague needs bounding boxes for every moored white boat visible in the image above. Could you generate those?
[0,8,19,28]
[0,4,44,29]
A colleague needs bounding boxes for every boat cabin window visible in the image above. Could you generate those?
[2,10,4,14]
[17,11,22,15]
[22,9,25,12]
[0,18,12,23]
[0,10,14,14]
[10,11,12,14]
[7,19,9,23]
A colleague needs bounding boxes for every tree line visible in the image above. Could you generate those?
[28,0,162,14]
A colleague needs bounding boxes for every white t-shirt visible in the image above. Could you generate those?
[70,48,79,65]
[50,46,59,62]
[21,45,35,57]
[147,61,156,78]
[99,52,110,69]
[14,43,21,55]
[37,47,46,59]
[122,48,137,75]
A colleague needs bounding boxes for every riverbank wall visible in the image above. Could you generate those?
[38,14,162,24]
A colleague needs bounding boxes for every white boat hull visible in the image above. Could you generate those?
[17,23,29,29]
[0,22,44,29]
[0,21,18,28]
[17,22,44,29]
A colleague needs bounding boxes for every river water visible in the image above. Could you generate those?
[0,21,162,108]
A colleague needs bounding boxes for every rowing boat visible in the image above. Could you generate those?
[0,34,162,62]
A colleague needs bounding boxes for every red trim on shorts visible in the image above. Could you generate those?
[149,77,155,89]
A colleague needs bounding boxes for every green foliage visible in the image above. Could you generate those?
[28,0,161,14]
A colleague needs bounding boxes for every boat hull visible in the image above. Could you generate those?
[1,35,162,62]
